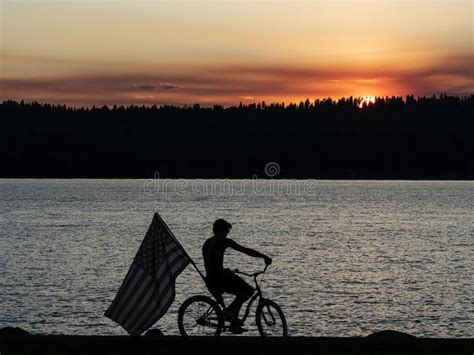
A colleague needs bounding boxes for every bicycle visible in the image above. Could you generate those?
[178,265,287,341]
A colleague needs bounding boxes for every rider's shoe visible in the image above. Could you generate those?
[228,324,248,334]
[222,309,243,325]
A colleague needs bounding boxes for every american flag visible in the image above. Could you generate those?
[105,212,190,336]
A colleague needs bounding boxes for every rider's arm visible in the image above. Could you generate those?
[227,239,272,264]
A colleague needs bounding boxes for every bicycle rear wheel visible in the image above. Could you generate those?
[256,299,287,339]
[178,295,224,341]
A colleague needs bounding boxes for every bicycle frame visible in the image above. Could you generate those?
[238,271,265,324]
[193,281,263,330]
[201,267,267,327]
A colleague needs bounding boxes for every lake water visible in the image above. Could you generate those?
[0,179,472,338]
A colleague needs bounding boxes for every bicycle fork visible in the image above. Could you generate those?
[260,302,277,326]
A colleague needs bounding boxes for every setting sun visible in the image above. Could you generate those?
[359,96,377,108]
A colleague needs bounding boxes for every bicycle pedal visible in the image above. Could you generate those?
[228,326,248,334]
[222,310,243,325]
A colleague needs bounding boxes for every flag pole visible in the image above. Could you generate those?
[154,212,206,282]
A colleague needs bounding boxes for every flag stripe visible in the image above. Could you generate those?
[105,266,144,318]
[134,287,175,336]
[123,252,188,331]
[129,257,190,334]
[108,267,148,320]
[116,273,154,324]
[127,274,173,334]
[105,266,138,317]
[119,275,156,327]
[120,253,180,326]
[164,245,183,261]
[109,264,136,302]
[113,253,176,322]
[172,257,190,277]
[130,280,175,335]
[165,243,180,253]
[127,256,189,334]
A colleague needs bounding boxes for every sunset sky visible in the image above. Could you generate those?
[1,0,473,106]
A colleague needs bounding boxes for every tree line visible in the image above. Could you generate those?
[1,95,473,179]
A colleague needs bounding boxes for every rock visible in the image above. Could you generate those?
[367,330,416,339]
[0,327,31,336]
[144,329,164,337]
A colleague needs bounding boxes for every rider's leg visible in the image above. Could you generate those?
[226,292,252,319]
[222,272,254,320]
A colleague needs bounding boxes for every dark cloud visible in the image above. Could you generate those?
[128,82,181,92]
[129,84,156,90]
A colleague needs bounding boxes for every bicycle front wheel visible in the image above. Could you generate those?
[178,295,224,341]
[256,299,288,339]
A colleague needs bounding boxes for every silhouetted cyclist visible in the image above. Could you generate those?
[203,219,272,333]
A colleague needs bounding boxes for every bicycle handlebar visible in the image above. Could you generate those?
[233,264,268,277]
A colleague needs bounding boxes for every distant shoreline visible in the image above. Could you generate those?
[2,98,473,180]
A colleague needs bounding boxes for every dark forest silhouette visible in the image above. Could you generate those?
[1,95,473,179]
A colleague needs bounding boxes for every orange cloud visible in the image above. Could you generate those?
[1,54,472,107]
